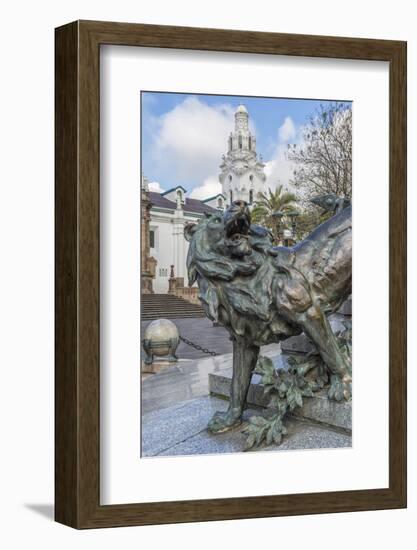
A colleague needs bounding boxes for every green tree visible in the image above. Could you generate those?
[293,206,332,240]
[252,185,298,242]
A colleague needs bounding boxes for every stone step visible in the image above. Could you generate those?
[142,303,202,307]
[142,307,203,311]
[142,297,198,299]
[142,312,205,316]
[142,308,204,312]
[141,293,205,320]
[142,294,196,300]
[143,314,206,320]
[141,306,205,311]
[142,303,202,306]
[143,311,204,314]
[208,365,351,433]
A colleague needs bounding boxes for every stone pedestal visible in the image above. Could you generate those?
[209,359,351,433]
[168,276,184,294]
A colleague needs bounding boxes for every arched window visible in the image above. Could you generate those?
[238,135,242,149]
[218,198,223,209]
[229,136,232,151]
[230,190,233,204]
[229,174,232,182]
[248,136,252,150]
[249,189,253,204]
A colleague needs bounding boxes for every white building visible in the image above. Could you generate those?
[145,178,224,293]
[219,104,267,206]
[146,104,267,293]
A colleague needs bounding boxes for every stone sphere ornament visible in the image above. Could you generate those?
[142,318,180,365]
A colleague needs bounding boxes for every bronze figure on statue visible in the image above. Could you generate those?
[184,199,351,434]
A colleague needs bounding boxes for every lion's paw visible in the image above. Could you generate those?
[207,410,242,434]
[328,374,352,402]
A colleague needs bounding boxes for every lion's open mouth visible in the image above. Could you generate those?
[225,216,250,241]
[223,203,251,256]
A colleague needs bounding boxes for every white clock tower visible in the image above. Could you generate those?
[219,104,266,206]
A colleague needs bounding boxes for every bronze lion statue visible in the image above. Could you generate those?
[184,200,352,434]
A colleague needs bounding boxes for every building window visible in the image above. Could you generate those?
[229,136,232,151]
[230,190,233,203]
[218,198,223,209]
[249,190,253,204]
[149,230,155,248]
[158,268,168,277]
[238,135,242,149]
[229,174,232,182]
[248,136,252,150]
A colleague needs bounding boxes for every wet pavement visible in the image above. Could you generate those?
[141,395,351,457]
[140,316,352,457]
[141,343,281,415]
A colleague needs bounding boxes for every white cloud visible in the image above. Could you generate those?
[148,180,164,193]
[264,117,301,192]
[189,175,222,200]
[150,97,234,184]
[278,116,296,142]
[147,101,303,197]
[264,146,296,193]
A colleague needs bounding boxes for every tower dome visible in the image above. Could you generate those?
[236,104,248,114]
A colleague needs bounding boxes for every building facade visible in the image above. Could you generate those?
[144,104,267,294]
[144,178,222,293]
[140,176,157,293]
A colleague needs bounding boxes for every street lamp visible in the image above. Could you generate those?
[287,211,299,243]
[272,210,284,244]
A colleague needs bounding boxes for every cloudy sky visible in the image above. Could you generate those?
[141,92,345,199]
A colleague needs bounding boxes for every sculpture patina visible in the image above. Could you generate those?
[184,200,351,434]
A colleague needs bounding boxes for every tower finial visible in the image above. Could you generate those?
[234,104,249,133]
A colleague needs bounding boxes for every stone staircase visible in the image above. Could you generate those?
[142,293,206,320]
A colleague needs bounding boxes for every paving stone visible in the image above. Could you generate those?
[263,418,351,452]
[142,396,351,457]
[142,396,226,456]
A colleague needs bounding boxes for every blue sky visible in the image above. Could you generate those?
[141,91,351,199]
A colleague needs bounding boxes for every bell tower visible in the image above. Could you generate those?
[219,104,266,206]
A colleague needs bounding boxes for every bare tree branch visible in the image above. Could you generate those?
[287,103,352,200]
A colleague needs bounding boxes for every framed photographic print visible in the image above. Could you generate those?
[55,20,406,528]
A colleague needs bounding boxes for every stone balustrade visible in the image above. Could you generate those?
[168,275,200,304]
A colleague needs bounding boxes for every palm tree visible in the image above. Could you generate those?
[251,185,298,242]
